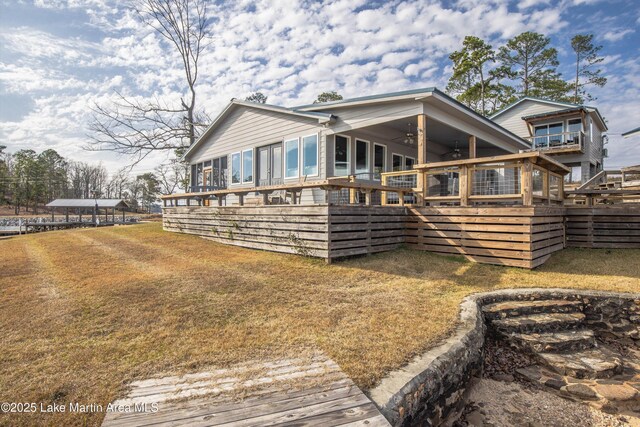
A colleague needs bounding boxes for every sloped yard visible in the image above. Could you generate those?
[1,222,639,426]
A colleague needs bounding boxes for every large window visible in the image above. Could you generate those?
[285,138,299,178]
[373,143,386,179]
[212,156,228,188]
[334,135,350,176]
[355,139,369,174]
[534,122,563,147]
[231,152,241,184]
[242,149,253,183]
[392,153,404,172]
[302,134,318,176]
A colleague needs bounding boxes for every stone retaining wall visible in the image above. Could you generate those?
[368,288,640,427]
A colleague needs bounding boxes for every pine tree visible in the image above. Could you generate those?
[570,34,607,103]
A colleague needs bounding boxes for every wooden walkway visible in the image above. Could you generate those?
[102,355,390,427]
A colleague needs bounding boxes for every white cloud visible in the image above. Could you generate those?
[1,0,638,176]
[603,29,635,42]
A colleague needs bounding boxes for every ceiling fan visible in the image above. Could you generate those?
[444,141,464,159]
[392,123,416,145]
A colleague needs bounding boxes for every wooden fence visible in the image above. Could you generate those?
[405,206,565,268]
[565,206,640,249]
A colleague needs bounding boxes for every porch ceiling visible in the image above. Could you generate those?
[362,116,503,156]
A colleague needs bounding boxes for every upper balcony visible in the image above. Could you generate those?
[525,131,585,155]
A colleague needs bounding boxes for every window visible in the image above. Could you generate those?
[302,134,318,176]
[219,156,228,187]
[190,164,197,187]
[392,154,404,171]
[405,156,415,170]
[285,138,299,178]
[373,143,386,179]
[355,139,369,174]
[231,152,241,184]
[534,123,563,148]
[196,163,203,187]
[242,149,253,183]
[334,135,350,176]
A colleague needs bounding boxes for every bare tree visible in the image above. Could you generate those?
[88,0,211,165]
[155,161,186,195]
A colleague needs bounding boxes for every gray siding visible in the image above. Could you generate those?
[492,100,569,138]
[188,106,327,188]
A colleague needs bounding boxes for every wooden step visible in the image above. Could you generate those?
[511,329,596,353]
[482,299,583,320]
[536,347,623,379]
[491,312,585,334]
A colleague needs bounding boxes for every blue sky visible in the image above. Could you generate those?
[1,0,639,175]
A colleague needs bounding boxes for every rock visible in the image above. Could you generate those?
[492,374,514,383]
[594,384,639,401]
[544,377,567,390]
[565,383,598,399]
[466,410,484,426]
[516,366,542,382]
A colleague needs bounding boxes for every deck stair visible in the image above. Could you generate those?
[483,299,623,379]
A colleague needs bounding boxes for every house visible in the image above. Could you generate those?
[164,88,640,268]
[181,88,532,205]
[490,97,608,183]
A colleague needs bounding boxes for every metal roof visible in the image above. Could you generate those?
[46,199,130,209]
[293,87,437,110]
[522,107,586,121]
[622,127,640,138]
[490,96,608,131]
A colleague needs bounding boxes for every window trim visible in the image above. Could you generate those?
[373,142,387,179]
[241,148,254,184]
[301,133,320,178]
[392,153,404,172]
[284,137,300,180]
[354,138,371,174]
[230,152,241,185]
[333,134,351,177]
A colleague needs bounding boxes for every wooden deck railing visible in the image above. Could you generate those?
[381,152,569,207]
[160,177,412,207]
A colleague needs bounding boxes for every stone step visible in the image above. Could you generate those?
[512,329,597,353]
[482,299,583,321]
[491,312,586,334]
[537,347,623,379]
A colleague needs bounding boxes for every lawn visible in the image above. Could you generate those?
[1,222,639,426]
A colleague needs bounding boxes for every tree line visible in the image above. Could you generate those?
[0,146,184,214]
[446,32,606,116]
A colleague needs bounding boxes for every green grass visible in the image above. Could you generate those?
[1,222,638,426]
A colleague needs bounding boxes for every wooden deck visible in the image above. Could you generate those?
[101,355,390,427]
[565,205,640,248]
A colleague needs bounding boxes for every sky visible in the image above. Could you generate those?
[0,0,639,176]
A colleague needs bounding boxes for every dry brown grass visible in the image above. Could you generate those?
[1,222,639,426]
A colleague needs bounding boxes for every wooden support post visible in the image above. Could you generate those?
[122,209,125,223]
[262,193,269,205]
[417,114,427,205]
[238,194,244,206]
[521,159,533,206]
[65,208,69,223]
[381,175,388,205]
[364,190,372,206]
[349,175,357,204]
[544,170,551,205]
[399,191,405,206]
[186,198,191,206]
[460,165,469,206]
[112,207,115,222]
[468,135,477,159]
[51,209,55,222]
[325,189,333,205]
[217,196,223,206]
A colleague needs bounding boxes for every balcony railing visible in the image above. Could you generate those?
[527,131,584,152]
